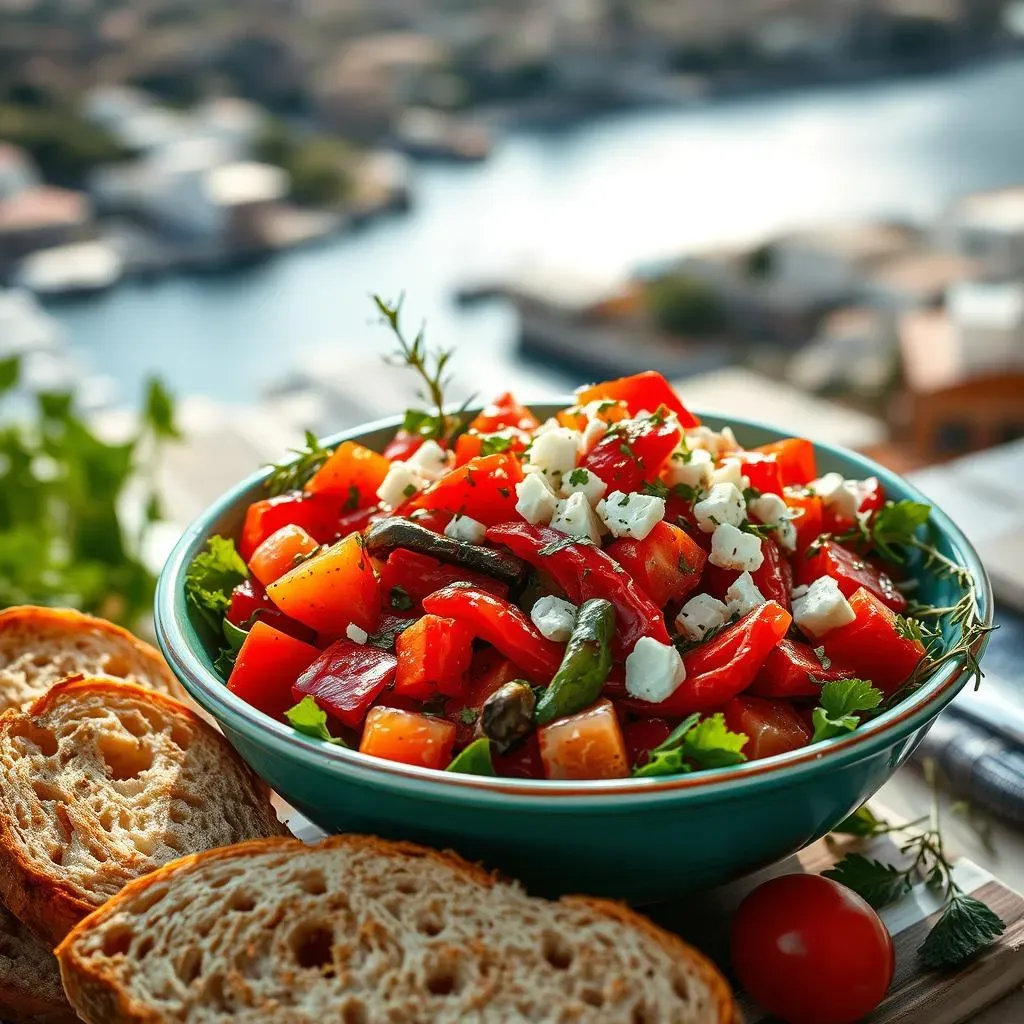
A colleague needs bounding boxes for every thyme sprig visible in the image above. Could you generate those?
[266,429,332,496]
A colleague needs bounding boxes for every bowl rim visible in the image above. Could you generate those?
[155,404,993,806]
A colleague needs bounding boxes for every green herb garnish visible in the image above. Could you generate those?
[184,535,248,635]
[285,696,347,746]
[445,737,495,776]
[537,535,595,556]
[633,713,748,777]
[266,430,332,496]
[810,678,883,742]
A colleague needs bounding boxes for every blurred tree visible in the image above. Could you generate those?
[745,243,775,279]
[646,275,726,339]
[254,122,352,207]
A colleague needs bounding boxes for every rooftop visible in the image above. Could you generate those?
[868,250,983,300]
[0,187,89,233]
[205,163,288,207]
[948,279,1024,330]
[775,222,920,264]
[952,186,1024,233]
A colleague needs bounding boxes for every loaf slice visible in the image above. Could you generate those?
[0,677,286,945]
[0,605,186,713]
[0,905,77,1024]
[56,835,737,1024]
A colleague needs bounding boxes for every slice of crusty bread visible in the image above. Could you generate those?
[0,605,186,713]
[55,835,738,1024]
[0,677,286,946]
[0,905,78,1024]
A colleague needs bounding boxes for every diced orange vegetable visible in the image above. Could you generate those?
[468,392,539,434]
[753,438,816,487]
[267,533,380,637]
[575,371,699,426]
[537,699,630,780]
[228,621,322,721]
[784,491,824,554]
[556,399,629,431]
[304,440,390,506]
[359,706,456,769]
[394,613,475,699]
[410,452,524,525]
[453,429,530,468]
[248,524,320,587]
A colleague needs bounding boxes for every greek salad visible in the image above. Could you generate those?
[185,300,987,782]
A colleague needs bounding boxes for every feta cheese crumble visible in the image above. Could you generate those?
[530,596,578,642]
[675,593,728,641]
[792,576,856,639]
[724,572,766,618]
[625,636,687,704]
[595,490,666,540]
[665,447,713,490]
[809,472,863,520]
[345,623,368,644]
[444,514,487,544]
[748,492,798,552]
[515,472,558,525]
[376,462,427,508]
[693,482,746,533]
[709,522,764,572]
[405,439,451,481]
[560,467,607,504]
[527,427,581,482]
[550,492,603,544]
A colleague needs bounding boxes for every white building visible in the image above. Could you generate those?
[947,280,1024,374]
[82,84,155,132]
[194,98,265,160]
[0,144,39,200]
[942,186,1024,276]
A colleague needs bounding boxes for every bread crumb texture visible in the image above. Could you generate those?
[57,836,736,1024]
[0,905,78,1023]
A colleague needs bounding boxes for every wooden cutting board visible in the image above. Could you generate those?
[282,801,1024,1023]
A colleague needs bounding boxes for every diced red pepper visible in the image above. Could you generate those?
[487,522,670,652]
[722,696,812,761]
[421,585,563,680]
[821,477,885,535]
[753,438,816,486]
[382,431,426,462]
[798,540,907,613]
[784,490,824,555]
[469,392,540,434]
[575,371,700,426]
[623,717,673,770]
[613,602,792,717]
[582,415,681,494]
[607,521,707,607]
[394,613,475,699]
[240,491,349,562]
[267,533,381,638]
[293,639,398,729]
[821,587,925,696]
[736,452,784,496]
[228,621,322,721]
[304,440,391,507]
[226,578,319,644]
[749,638,858,699]
[410,452,523,525]
[378,547,508,610]
[359,706,456,769]
[466,648,526,703]
[406,508,454,534]
[492,732,545,779]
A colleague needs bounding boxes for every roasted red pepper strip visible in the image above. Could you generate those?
[421,584,564,680]
[292,639,398,729]
[486,522,671,651]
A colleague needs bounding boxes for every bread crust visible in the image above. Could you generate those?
[0,605,186,710]
[0,907,78,1024]
[0,677,284,946]
[56,835,738,1024]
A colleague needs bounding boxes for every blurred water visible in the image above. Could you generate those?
[51,57,1024,405]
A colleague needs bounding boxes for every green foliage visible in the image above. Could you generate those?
[254,121,352,207]
[0,360,178,630]
[645,274,726,339]
[917,891,1005,969]
[184,535,248,634]
[633,712,748,777]
[0,104,132,187]
[745,243,775,279]
[811,678,883,742]
[285,696,348,746]
[445,737,495,776]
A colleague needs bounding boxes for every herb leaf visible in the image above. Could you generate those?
[480,434,514,457]
[266,430,332,496]
[445,737,495,776]
[537,535,595,557]
[870,500,932,563]
[633,712,747,777]
[811,678,883,742]
[831,804,889,838]
[285,696,347,746]
[823,853,912,908]
[917,890,1006,969]
[184,535,248,634]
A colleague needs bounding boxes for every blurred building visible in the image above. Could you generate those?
[941,185,1024,276]
[0,187,92,268]
[0,143,39,201]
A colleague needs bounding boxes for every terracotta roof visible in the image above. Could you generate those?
[0,186,89,233]
[898,309,963,394]
[868,251,983,298]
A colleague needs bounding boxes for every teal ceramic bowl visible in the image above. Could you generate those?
[155,406,992,904]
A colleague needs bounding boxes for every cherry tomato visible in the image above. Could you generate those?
[732,874,894,1024]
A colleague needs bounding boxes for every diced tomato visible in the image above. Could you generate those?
[614,602,792,717]
[304,440,390,508]
[749,638,857,699]
[493,732,545,779]
[466,648,527,704]
[821,588,925,695]
[575,371,700,426]
[469,392,540,434]
[378,547,508,611]
[607,521,706,607]
[359,706,456,770]
[753,439,816,487]
[240,491,349,562]
[293,640,397,729]
[798,541,907,613]
[410,452,523,525]
[453,429,530,468]
[394,613,475,699]
[723,697,812,760]
[267,533,380,638]
[382,430,425,462]
[248,524,320,588]
[537,699,630,780]
[582,415,681,494]
[556,399,629,431]
[623,717,673,770]
[784,490,824,555]
[821,477,885,535]
[701,538,793,610]
[736,452,784,496]
[226,578,318,644]
[228,621,321,721]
